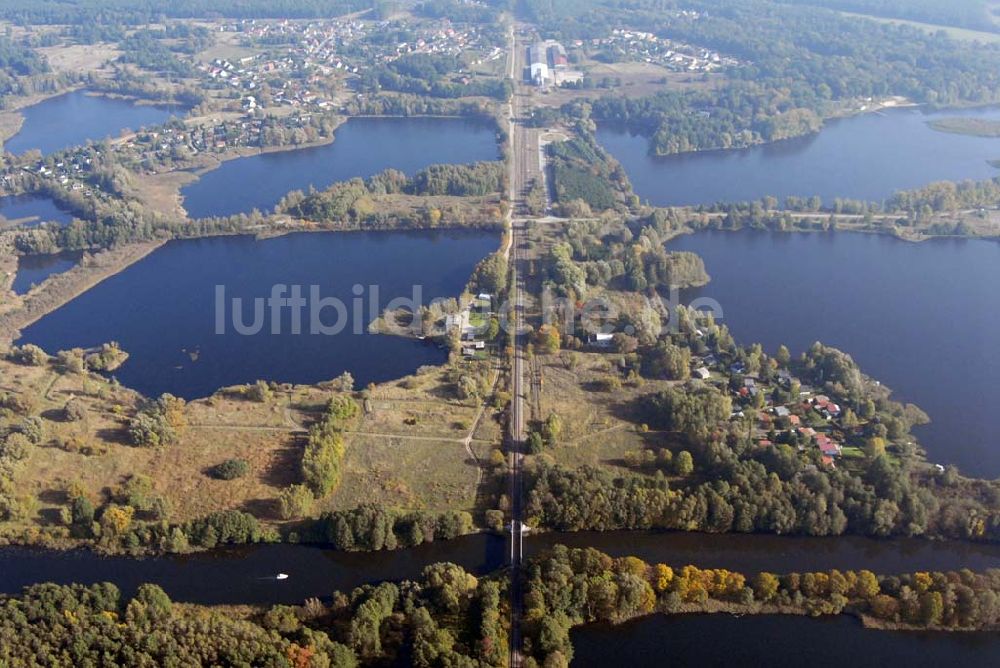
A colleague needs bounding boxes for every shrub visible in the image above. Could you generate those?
[211,458,250,480]
[63,398,87,422]
[7,344,47,366]
[247,380,273,403]
[485,509,505,532]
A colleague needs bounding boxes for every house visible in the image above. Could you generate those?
[815,434,842,457]
[773,406,790,418]
[693,367,711,380]
[812,396,842,419]
[592,332,614,348]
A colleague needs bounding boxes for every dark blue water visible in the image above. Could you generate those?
[4,90,181,155]
[0,534,505,606]
[526,531,1000,574]
[12,252,81,295]
[572,614,1000,668]
[180,116,500,219]
[671,230,1000,478]
[0,194,74,227]
[2,531,996,607]
[599,106,1000,206]
[18,230,499,399]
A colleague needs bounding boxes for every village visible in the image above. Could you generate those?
[198,16,505,112]
[585,27,743,74]
[690,349,871,470]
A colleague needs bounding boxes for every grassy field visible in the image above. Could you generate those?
[533,350,680,471]
[325,362,503,515]
[327,434,481,514]
[534,61,724,108]
[37,43,120,75]
[839,10,1000,44]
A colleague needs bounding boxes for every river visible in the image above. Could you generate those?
[0,535,505,606]
[525,530,1000,574]
[17,229,499,399]
[669,229,1000,478]
[3,530,999,606]
[3,90,182,156]
[598,106,1000,206]
[179,116,500,219]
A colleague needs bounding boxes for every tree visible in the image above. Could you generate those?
[920,591,944,626]
[674,450,694,476]
[536,325,561,355]
[753,572,780,602]
[127,394,186,447]
[542,413,563,445]
[278,484,315,520]
[527,431,545,455]
[100,504,134,536]
[485,509,505,532]
[776,345,791,366]
[335,371,355,392]
[865,436,887,460]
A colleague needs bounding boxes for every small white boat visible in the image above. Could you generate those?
[276,573,289,580]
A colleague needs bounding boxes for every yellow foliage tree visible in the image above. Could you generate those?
[652,564,674,593]
[101,504,134,536]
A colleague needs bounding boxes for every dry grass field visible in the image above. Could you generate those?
[327,434,481,514]
[534,61,725,108]
[0,349,504,541]
[37,43,120,75]
[532,350,679,470]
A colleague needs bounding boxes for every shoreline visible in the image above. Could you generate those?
[0,239,165,347]
[574,603,1000,636]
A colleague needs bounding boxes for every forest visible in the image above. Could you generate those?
[278,162,506,225]
[777,0,999,32]
[0,561,507,667]
[0,0,375,24]
[547,134,633,214]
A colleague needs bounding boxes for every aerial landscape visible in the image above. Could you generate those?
[1,0,1000,665]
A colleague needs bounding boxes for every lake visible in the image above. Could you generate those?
[571,614,1000,667]
[0,193,74,228]
[11,251,81,295]
[17,229,499,399]
[670,229,1000,478]
[3,90,181,156]
[180,116,500,219]
[598,106,1000,206]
